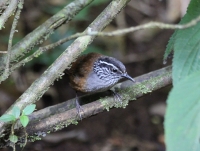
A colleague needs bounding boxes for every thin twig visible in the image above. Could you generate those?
[7,15,200,74]
[88,16,200,36]
[31,15,200,48]
[57,15,200,40]
[4,0,24,78]
[0,51,7,54]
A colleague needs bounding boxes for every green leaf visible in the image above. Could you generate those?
[22,104,36,115]
[12,106,21,118]
[172,0,200,84]
[9,134,18,143]
[165,71,200,151]
[20,115,29,127]
[0,114,16,122]
[163,31,177,63]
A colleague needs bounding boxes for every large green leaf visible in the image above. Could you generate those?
[165,71,200,151]
[165,1,200,149]
[172,0,200,84]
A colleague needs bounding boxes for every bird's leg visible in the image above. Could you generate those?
[75,91,84,120]
[108,90,123,105]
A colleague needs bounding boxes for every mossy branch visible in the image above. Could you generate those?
[0,66,172,147]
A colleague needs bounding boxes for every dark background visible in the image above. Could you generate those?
[0,0,189,151]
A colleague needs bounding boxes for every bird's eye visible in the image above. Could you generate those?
[112,68,118,72]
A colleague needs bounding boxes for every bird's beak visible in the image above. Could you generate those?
[121,73,135,82]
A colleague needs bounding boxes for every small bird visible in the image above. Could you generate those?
[68,53,135,119]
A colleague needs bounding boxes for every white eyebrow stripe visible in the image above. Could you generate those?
[99,60,120,70]
[99,60,123,74]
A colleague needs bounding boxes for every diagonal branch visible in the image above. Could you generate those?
[0,66,172,147]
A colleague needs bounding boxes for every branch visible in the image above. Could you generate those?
[0,0,130,138]
[2,0,24,81]
[88,15,200,36]
[0,66,172,147]
[0,0,94,72]
[40,14,200,42]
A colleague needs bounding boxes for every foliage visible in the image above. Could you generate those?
[165,71,200,151]
[164,0,200,150]
[0,104,36,143]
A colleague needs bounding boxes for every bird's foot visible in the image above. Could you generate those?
[109,90,123,105]
[76,99,84,120]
